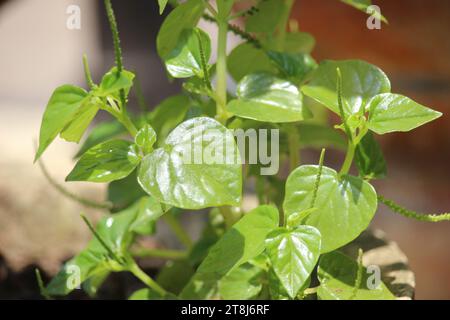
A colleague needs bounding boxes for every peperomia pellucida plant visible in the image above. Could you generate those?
[33,0,450,300]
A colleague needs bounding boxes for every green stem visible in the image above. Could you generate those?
[118,112,138,137]
[216,18,229,123]
[129,261,167,296]
[163,214,193,249]
[277,0,295,50]
[131,247,187,260]
[350,248,364,300]
[287,125,300,171]
[339,142,355,176]
[82,54,95,90]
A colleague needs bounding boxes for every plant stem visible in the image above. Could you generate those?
[163,214,193,249]
[128,261,167,296]
[118,112,138,137]
[215,18,229,123]
[277,0,295,50]
[287,125,300,171]
[339,142,355,176]
[82,54,95,90]
[131,247,187,260]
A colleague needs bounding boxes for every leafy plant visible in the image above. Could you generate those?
[34,0,449,300]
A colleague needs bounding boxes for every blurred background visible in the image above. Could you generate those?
[0,0,448,299]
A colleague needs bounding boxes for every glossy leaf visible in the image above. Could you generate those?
[138,117,242,209]
[75,120,126,158]
[355,132,386,179]
[318,251,395,300]
[66,140,140,183]
[268,268,290,300]
[218,262,265,300]
[35,85,89,161]
[135,124,157,155]
[98,67,135,97]
[246,0,283,34]
[302,60,391,116]
[228,73,308,123]
[180,205,279,299]
[283,165,377,253]
[367,93,442,134]
[265,226,321,298]
[157,0,168,14]
[227,43,276,82]
[157,0,205,59]
[60,99,100,143]
[164,28,211,78]
[147,95,190,145]
[46,201,154,296]
[129,196,165,235]
[282,32,316,54]
[267,52,317,83]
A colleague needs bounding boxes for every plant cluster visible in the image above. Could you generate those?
[34,0,449,300]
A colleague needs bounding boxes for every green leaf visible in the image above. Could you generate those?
[138,117,242,209]
[318,251,395,300]
[157,0,206,59]
[301,60,390,116]
[218,262,265,300]
[129,196,165,235]
[158,0,169,15]
[147,95,191,145]
[227,43,276,82]
[297,122,347,150]
[75,120,126,158]
[180,205,279,299]
[355,132,386,179]
[367,93,442,134]
[228,73,309,123]
[66,140,140,183]
[164,28,211,78]
[156,260,195,295]
[340,0,388,23]
[265,226,321,298]
[267,51,317,84]
[60,99,100,143]
[283,165,377,253]
[35,85,89,161]
[267,268,291,300]
[46,203,150,296]
[135,124,157,155]
[128,288,177,300]
[246,0,283,34]
[107,170,146,211]
[98,67,135,97]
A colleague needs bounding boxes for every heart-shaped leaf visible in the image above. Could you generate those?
[164,28,211,78]
[35,85,89,161]
[157,0,205,59]
[135,124,157,155]
[267,51,317,84]
[180,205,279,299]
[98,67,135,97]
[228,73,309,123]
[367,93,442,134]
[283,165,377,253]
[138,117,242,209]
[60,101,99,143]
[318,251,395,300]
[66,140,140,182]
[301,60,391,116]
[265,226,321,298]
[246,0,283,33]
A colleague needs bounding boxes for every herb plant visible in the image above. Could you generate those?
[34,0,450,300]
